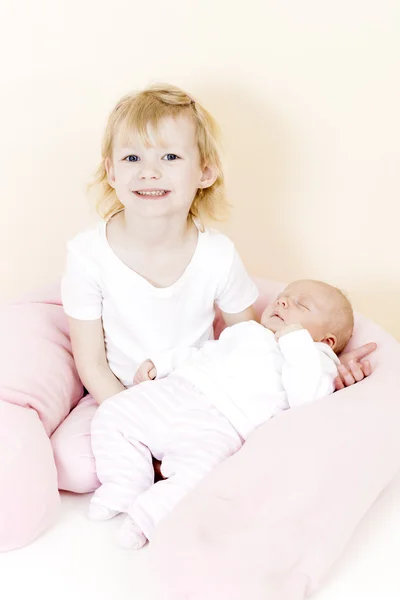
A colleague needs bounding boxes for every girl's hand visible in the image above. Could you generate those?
[335,342,377,390]
[134,360,157,385]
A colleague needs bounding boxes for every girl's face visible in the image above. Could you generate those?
[106,115,216,220]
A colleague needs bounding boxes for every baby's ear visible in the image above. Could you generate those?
[322,334,337,349]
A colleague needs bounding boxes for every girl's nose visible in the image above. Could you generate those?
[138,161,161,180]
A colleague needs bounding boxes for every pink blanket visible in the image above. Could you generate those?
[150,295,400,599]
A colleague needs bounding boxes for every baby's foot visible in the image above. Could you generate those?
[117,516,147,550]
[88,502,120,521]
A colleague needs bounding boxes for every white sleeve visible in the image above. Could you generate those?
[278,330,338,408]
[215,247,259,314]
[151,346,200,379]
[61,245,103,320]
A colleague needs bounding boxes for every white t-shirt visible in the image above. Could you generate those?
[155,321,340,439]
[61,222,258,387]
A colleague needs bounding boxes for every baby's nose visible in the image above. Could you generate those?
[277,296,288,308]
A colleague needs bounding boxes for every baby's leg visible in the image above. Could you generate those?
[126,378,243,543]
[90,382,168,518]
[51,394,165,495]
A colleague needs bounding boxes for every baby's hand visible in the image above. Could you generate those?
[133,360,157,385]
[275,323,303,340]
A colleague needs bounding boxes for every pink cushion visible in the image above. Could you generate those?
[1,276,399,567]
[0,283,83,551]
[150,279,400,600]
[0,401,60,551]
[0,283,83,436]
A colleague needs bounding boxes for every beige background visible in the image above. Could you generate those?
[1,1,399,339]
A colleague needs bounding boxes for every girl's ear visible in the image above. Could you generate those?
[199,164,218,189]
[105,157,116,189]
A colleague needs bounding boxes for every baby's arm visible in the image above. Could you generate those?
[277,325,338,408]
[68,317,126,404]
[134,346,202,383]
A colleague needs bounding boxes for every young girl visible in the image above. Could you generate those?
[52,84,259,491]
[51,83,375,494]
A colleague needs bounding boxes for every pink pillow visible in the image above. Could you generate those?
[0,283,83,551]
[0,283,83,435]
[150,280,400,600]
[0,401,60,551]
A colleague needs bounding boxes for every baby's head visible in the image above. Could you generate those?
[261,280,354,354]
[92,83,226,224]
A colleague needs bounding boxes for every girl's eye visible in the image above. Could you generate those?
[162,154,179,161]
[124,155,140,162]
[299,303,310,311]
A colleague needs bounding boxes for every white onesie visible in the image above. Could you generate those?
[90,322,340,540]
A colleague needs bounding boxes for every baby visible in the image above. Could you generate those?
[89,279,354,549]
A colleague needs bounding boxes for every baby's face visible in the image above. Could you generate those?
[261,280,339,344]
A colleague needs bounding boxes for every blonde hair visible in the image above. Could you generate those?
[91,83,227,224]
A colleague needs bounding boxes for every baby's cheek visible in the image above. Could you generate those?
[290,309,303,323]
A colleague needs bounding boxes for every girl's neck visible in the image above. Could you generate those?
[113,210,197,252]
